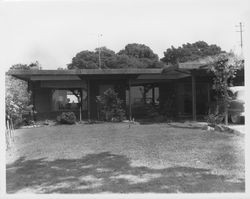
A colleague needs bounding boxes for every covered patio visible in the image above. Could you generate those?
[9,56,245,122]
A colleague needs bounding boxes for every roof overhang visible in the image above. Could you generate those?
[7,68,190,82]
[7,69,163,81]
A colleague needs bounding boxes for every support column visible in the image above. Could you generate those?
[192,73,197,121]
[128,79,132,121]
[79,89,82,121]
[152,85,155,104]
[87,79,91,121]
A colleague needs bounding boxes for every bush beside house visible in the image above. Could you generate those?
[96,88,126,122]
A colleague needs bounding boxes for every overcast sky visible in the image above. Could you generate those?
[0,0,249,70]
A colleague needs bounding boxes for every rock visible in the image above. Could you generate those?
[214,125,224,132]
[207,126,214,131]
[202,125,208,130]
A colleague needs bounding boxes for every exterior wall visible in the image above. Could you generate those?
[159,81,177,117]
[159,76,212,119]
[34,87,51,113]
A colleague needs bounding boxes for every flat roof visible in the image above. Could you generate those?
[6,56,243,81]
[7,68,192,81]
[7,68,163,76]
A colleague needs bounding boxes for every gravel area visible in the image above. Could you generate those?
[6,122,245,193]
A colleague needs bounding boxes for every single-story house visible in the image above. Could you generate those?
[7,61,244,121]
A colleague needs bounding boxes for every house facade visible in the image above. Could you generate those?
[7,65,244,121]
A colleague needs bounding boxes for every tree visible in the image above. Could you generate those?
[6,64,32,127]
[9,61,42,70]
[161,41,224,64]
[95,47,116,68]
[96,88,125,121]
[6,62,41,127]
[68,44,164,69]
[118,43,158,60]
[68,50,99,69]
[118,43,162,68]
[208,52,243,125]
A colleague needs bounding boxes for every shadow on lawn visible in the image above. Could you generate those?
[6,152,245,193]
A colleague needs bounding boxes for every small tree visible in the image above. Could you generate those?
[5,75,31,127]
[6,62,41,127]
[96,88,125,122]
[208,52,243,125]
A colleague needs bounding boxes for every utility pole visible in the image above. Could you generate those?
[236,22,244,54]
[98,34,102,68]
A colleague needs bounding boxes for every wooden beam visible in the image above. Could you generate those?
[192,73,197,121]
[128,79,132,121]
[87,79,91,121]
[152,86,155,105]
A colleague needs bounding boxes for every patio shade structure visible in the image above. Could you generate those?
[7,55,243,122]
[8,68,194,120]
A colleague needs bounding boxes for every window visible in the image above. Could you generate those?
[52,89,87,111]
[126,85,159,106]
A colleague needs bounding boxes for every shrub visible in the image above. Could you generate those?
[205,113,224,126]
[57,112,76,124]
[96,88,126,122]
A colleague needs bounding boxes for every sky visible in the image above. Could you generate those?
[0,0,249,70]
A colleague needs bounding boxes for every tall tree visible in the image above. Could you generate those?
[118,43,162,68]
[68,44,164,69]
[118,43,158,60]
[68,50,99,69]
[161,41,224,64]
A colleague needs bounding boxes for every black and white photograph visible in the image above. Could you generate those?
[1,0,249,196]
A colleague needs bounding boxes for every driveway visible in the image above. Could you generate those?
[6,123,245,193]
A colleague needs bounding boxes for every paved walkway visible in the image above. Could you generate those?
[228,125,245,135]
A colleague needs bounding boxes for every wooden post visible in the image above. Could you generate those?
[192,73,197,121]
[79,106,82,121]
[87,79,91,121]
[152,85,155,104]
[224,78,228,125]
[128,79,132,121]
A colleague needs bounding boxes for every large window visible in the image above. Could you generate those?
[126,85,159,106]
[52,89,87,111]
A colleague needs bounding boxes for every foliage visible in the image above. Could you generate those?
[5,74,31,127]
[96,88,125,122]
[205,113,224,126]
[118,43,158,59]
[207,52,243,124]
[118,43,161,68]
[57,112,76,124]
[161,41,224,64]
[68,44,164,69]
[6,62,42,127]
[68,50,99,69]
[208,53,243,95]
[9,61,42,70]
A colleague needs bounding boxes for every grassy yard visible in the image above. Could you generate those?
[6,122,245,193]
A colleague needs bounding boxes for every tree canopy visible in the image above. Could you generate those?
[9,61,42,70]
[161,41,224,64]
[68,43,164,69]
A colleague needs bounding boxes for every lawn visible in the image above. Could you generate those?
[6,122,245,193]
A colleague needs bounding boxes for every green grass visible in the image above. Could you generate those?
[6,123,245,193]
